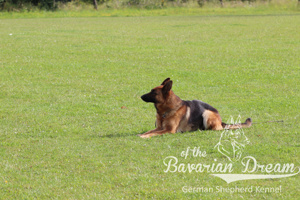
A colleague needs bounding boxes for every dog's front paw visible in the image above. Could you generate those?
[139,134,151,138]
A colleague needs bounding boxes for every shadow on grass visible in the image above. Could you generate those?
[96,132,144,138]
[95,131,209,138]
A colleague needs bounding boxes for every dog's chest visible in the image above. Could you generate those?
[176,106,193,133]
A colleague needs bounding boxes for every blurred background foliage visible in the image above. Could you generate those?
[0,0,299,11]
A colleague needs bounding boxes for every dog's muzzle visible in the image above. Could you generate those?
[141,94,149,102]
[141,94,155,103]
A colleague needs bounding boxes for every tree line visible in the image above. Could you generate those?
[0,0,297,11]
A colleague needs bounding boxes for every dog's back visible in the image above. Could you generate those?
[178,100,222,132]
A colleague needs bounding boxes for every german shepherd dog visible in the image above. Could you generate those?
[139,78,252,138]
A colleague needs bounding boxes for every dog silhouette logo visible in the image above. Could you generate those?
[215,116,250,162]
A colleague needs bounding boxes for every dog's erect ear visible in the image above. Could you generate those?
[162,80,173,96]
[161,78,171,85]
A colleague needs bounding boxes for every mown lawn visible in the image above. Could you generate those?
[0,14,299,199]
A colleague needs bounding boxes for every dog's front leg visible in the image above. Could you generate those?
[137,128,161,137]
[138,117,163,137]
[143,128,161,135]
[139,129,175,138]
[139,116,181,138]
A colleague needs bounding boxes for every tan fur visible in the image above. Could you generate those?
[203,110,223,130]
[141,99,187,138]
[177,106,192,133]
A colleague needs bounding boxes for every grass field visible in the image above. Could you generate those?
[0,13,299,199]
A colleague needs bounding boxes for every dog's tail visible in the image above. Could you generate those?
[222,118,252,130]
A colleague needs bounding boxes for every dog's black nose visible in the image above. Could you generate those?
[141,93,155,103]
[141,94,146,101]
[141,94,151,102]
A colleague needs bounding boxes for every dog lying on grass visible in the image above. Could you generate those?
[139,78,251,138]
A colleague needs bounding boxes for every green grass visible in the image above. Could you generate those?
[0,13,299,199]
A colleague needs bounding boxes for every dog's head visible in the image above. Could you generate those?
[141,78,173,104]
